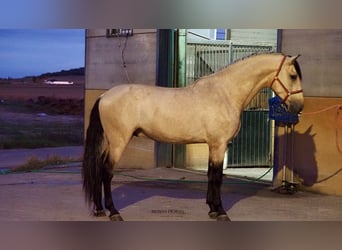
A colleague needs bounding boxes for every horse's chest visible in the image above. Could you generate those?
[204,112,241,140]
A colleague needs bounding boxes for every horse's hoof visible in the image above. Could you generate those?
[208,211,218,219]
[216,214,230,221]
[109,214,124,221]
[93,210,106,217]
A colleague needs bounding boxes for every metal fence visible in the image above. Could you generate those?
[186,41,276,167]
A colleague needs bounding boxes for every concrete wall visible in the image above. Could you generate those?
[187,29,277,46]
[280,30,342,97]
[274,30,342,195]
[84,29,157,169]
[230,29,277,46]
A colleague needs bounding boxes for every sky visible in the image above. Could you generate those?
[0,29,85,78]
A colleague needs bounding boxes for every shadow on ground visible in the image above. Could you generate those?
[110,176,268,213]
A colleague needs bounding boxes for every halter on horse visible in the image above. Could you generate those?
[271,54,303,105]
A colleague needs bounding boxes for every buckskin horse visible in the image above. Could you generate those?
[82,53,304,221]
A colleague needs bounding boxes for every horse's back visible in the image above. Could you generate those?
[98,84,201,141]
[99,84,148,126]
[99,84,171,129]
[97,83,239,144]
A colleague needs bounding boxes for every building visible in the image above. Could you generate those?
[84,29,342,196]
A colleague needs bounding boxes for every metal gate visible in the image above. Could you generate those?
[186,41,275,167]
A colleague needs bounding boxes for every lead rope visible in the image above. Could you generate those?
[302,104,342,154]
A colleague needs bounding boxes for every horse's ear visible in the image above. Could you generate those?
[289,54,301,64]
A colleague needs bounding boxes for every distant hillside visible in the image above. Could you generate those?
[39,67,85,78]
[0,67,85,84]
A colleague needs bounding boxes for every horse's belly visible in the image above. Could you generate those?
[137,124,206,144]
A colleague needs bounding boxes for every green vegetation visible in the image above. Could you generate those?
[10,155,81,173]
[0,99,84,149]
[0,121,84,149]
[39,67,85,78]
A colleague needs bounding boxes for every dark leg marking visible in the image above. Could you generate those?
[93,162,106,217]
[206,161,230,221]
[102,158,123,221]
[93,191,106,217]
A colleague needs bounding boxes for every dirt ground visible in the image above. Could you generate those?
[0,82,84,149]
[0,101,84,149]
[1,166,342,221]
[0,106,83,124]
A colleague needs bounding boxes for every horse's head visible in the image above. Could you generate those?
[270,55,304,114]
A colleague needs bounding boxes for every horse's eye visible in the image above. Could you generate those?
[290,74,297,80]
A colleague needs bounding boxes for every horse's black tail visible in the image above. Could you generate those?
[82,98,104,206]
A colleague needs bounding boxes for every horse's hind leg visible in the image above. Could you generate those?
[93,183,106,217]
[100,132,132,221]
[206,143,230,221]
[102,158,123,221]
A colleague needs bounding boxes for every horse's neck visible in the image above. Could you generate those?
[217,54,282,110]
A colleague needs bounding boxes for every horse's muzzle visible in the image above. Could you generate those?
[288,99,304,114]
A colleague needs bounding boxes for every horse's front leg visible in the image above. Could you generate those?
[206,143,230,221]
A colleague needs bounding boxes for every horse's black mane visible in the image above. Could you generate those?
[230,51,279,65]
[231,52,302,80]
[198,52,302,84]
[293,59,302,80]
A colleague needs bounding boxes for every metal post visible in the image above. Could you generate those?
[290,124,295,183]
[173,29,187,168]
[280,123,297,194]
[282,125,288,186]
[155,29,175,168]
[177,29,187,88]
[288,123,297,193]
[228,40,233,64]
[268,95,299,194]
